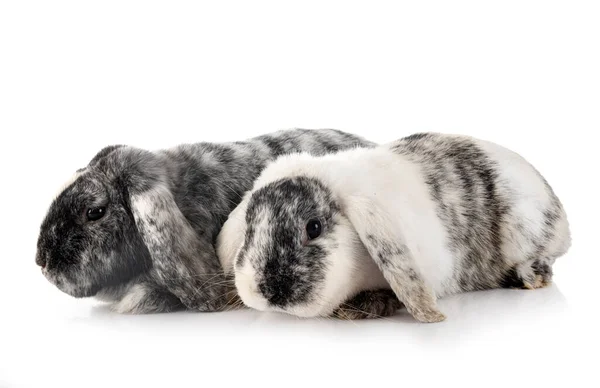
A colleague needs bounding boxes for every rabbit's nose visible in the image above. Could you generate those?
[261,273,294,308]
[35,252,47,268]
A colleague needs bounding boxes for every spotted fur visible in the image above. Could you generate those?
[238,178,338,308]
[392,134,570,293]
[36,129,375,313]
[217,133,571,322]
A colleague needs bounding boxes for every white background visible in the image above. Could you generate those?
[1,1,598,387]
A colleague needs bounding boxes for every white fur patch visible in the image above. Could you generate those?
[234,263,269,312]
[216,193,251,274]
[111,284,150,314]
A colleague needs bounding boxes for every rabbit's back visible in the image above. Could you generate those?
[161,129,375,241]
[390,133,570,294]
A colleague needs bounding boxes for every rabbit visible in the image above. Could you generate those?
[35,128,376,314]
[216,132,571,323]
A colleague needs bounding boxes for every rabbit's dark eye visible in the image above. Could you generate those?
[86,206,106,221]
[306,218,322,240]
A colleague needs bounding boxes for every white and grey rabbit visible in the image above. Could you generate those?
[35,129,375,314]
[217,133,571,322]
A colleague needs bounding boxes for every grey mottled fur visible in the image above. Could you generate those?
[392,133,570,293]
[36,129,375,313]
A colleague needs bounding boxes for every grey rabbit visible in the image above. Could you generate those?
[35,129,376,313]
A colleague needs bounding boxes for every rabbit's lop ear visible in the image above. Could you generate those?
[216,193,251,274]
[130,182,228,311]
[343,196,446,323]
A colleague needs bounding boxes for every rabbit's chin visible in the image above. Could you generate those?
[279,302,337,318]
[42,267,99,298]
